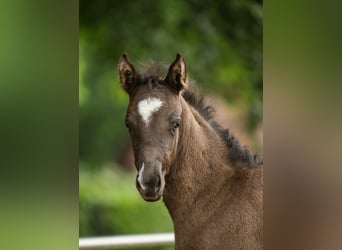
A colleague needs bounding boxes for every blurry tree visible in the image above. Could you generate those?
[79,0,262,166]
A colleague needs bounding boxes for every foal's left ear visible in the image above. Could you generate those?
[165,53,188,93]
[119,52,136,94]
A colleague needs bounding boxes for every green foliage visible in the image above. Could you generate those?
[79,0,262,165]
[79,165,173,239]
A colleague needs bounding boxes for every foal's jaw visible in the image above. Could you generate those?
[140,193,162,202]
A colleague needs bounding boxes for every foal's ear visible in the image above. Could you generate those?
[165,53,187,93]
[119,53,136,94]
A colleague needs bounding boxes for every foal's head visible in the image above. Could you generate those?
[119,53,187,201]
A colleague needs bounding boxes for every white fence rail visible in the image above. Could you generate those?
[79,233,175,249]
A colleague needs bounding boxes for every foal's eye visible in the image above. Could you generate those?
[170,119,181,136]
[174,120,181,129]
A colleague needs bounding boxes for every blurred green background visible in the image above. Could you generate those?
[79,0,262,248]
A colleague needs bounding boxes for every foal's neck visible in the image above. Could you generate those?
[163,97,234,218]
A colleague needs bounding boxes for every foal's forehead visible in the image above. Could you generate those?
[131,82,177,105]
[136,96,164,126]
[128,84,181,126]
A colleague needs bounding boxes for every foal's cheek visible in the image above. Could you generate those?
[164,135,178,169]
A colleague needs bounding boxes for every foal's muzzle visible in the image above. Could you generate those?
[136,162,165,202]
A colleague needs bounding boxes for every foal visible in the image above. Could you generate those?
[119,53,263,249]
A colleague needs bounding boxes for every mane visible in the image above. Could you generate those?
[182,86,263,168]
[139,60,263,167]
[138,60,168,79]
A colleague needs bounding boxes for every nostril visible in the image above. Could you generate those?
[157,175,161,187]
[154,175,162,192]
[136,176,146,191]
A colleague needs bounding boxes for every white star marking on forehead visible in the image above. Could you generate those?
[137,97,164,126]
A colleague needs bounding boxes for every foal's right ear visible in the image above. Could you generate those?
[119,53,136,93]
